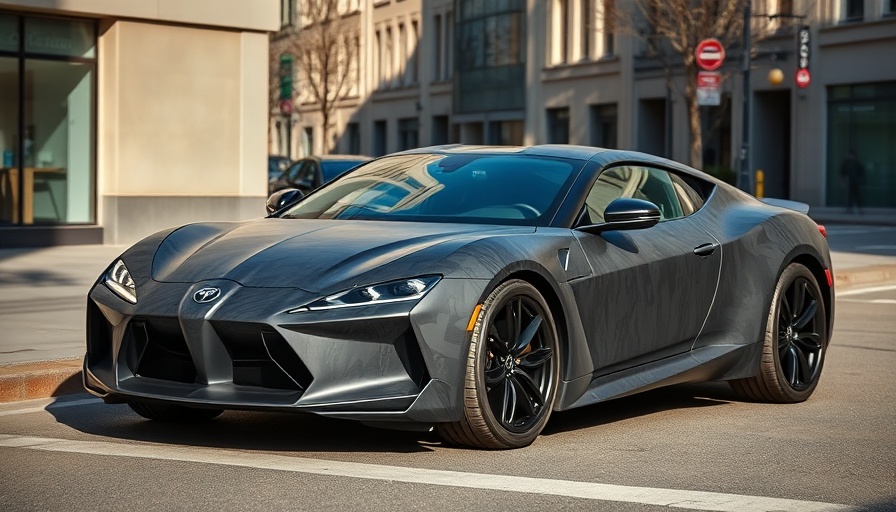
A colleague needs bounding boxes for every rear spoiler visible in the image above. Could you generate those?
[759,198,810,215]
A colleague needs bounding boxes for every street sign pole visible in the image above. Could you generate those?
[739,0,752,194]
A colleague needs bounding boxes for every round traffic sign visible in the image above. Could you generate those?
[695,38,726,71]
[795,68,811,88]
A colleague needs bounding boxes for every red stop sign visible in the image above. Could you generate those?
[695,38,726,71]
[795,68,811,88]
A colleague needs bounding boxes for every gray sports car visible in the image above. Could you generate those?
[84,145,834,449]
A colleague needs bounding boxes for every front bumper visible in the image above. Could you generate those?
[84,277,487,425]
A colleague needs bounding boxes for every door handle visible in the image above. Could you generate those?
[693,242,718,257]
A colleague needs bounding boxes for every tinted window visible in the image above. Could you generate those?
[669,173,706,215]
[280,153,581,226]
[584,166,686,222]
[320,160,367,182]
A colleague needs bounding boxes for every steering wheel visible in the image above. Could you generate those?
[511,203,541,219]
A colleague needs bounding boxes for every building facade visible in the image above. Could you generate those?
[1,0,278,247]
[274,0,896,212]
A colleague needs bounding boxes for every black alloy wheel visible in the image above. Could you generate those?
[731,263,828,403]
[438,280,560,449]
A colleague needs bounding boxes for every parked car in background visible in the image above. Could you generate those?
[269,155,371,194]
[268,155,291,182]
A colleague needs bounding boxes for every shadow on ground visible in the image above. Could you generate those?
[46,380,737,454]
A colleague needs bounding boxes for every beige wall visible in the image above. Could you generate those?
[0,0,277,31]
[100,21,267,197]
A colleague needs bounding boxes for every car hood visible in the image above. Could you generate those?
[150,218,534,292]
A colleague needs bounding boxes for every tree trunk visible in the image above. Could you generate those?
[320,102,331,155]
[685,72,703,170]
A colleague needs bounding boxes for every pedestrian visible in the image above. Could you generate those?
[839,149,865,214]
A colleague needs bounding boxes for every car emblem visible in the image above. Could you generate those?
[193,287,221,304]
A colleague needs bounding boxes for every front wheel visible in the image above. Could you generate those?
[437,280,560,449]
[731,263,828,403]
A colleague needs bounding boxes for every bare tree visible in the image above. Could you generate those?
[608,0,772,169]
[282,0,359,154]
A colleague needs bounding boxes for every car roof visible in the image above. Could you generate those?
[314,154,372,162]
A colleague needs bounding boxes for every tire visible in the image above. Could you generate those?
[128,400,223,422]
[731,263,828,403]
[437,280,560,449]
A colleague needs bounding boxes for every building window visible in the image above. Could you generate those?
[844,0,863,20]
[410,19,419,84]
[455,1,525,113]
[581,0,592,60]
[373,120,388,156]
[281,0,295,28]
[433,14,443,81]
[301,126,314,156]
[590,104,618,148]
[487,120,524,145]
[445,11,454,79]
[602,0,615,56]
[887,0,896,15]
[398,118,419,150]
[432,115,450,145]
[398,23,407,85]
[546,108,570,144]
[385,27,393,87]
[375,29,383,88]
[346,122,360,154]
[0,14,97,226]
[551,0,569,64]
[826,82,896,209]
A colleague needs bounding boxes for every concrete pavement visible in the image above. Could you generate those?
[1,221,894,402]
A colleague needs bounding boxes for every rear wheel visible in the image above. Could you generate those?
[731,263,828,402]
[438,280,560,449]
[128,400,223,422]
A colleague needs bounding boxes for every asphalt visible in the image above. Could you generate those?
[0,215,894,403]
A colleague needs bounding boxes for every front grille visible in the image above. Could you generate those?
[86,299,113,365]
[394,327,430,390]
[213,321,313,391]
[132,317,198,384]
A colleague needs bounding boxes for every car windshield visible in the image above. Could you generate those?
[320,160,368,182]
[278,153,581,226]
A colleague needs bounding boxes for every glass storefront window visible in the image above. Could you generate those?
[0,14,17,52]
[24,17,95,58]
[23,60,95,223]
[0,56,20,223]
[827,82,896,209]
[0,13,96,226]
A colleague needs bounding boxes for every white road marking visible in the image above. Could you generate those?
[839,299,896,304]
[855,245,896,251]
[837,284,896,297]
[0,398,101,418]
[0,434,856,512]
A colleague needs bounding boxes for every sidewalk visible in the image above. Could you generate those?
[1,234,895,403]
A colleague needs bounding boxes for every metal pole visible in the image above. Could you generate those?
[739,0,752,193]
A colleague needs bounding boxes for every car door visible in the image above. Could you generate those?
[570,165,721,372]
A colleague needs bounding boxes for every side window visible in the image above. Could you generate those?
[298,162,316,184]
[583,166,686,223]
[286,161,306,181]
[669,172,707,216]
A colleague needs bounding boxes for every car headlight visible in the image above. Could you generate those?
[104,259,137,304]
[291,276,441,312]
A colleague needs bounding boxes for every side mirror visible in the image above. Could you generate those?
[576,197,661,235]
[266,188,304,214]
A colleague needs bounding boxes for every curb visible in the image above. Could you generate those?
[2,265,895,404]
[0,358,83,403]
[834,264,896,290]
